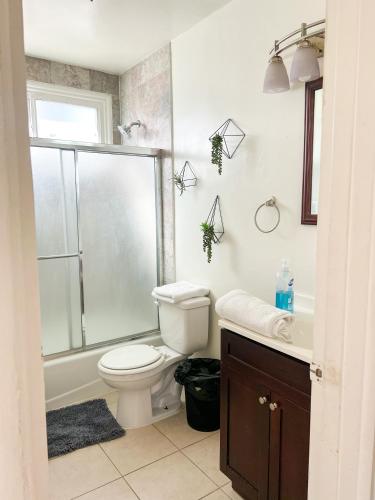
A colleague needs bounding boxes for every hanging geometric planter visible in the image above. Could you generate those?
[201,195,224,263]
[172,161,197,196]
[209,119,245,175]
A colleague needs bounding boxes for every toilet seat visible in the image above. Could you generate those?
[100,345,162,371]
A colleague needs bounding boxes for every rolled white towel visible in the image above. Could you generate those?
[153,281,209,303]
[215,289,294,342]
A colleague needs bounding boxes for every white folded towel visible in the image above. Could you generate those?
[153,281,209,303]
[215,289,294,342]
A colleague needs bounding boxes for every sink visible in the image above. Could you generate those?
[218,307,314,363]
[291,309,314,351]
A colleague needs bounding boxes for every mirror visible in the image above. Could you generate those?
[301,77,323,225]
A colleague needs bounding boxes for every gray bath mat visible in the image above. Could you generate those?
[47,398,125,458]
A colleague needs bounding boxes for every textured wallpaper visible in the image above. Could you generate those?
[120,45,175,284]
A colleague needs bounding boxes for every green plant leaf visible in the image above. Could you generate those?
[211,134,223,175]
[172,173,185,195]
[201,222,215,263]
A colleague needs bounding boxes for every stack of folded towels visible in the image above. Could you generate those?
[152,281,209,303]
[215,289,294,343]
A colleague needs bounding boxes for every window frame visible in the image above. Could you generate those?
[27,80,113,144]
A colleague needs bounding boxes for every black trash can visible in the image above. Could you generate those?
[174,358,220,432]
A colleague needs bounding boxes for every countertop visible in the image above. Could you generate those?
[218,317,313,364]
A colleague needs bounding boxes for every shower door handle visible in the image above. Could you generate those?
[37,252,83,260]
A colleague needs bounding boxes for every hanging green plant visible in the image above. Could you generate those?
[171,161,198,196]
[172,173,185,196]
[211,134,223,175]
[201,222,215,263]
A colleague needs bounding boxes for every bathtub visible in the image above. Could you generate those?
[44,333,162,410]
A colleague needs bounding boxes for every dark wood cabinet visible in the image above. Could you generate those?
[220,329,311,500]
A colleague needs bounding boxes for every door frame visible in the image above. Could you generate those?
[0,0,48,498]
[2,0,375,498]
[308,0,375,498]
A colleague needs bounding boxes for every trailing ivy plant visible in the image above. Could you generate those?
[211,134,223,175]
[172,173,185,196]
[201,222,215,263]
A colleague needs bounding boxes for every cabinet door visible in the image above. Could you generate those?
[221,365,270,500]
[268,392,310,500]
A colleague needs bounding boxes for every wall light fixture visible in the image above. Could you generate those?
[263,20,325,94]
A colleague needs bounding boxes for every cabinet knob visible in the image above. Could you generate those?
[269,402,278,411]
[258,396,268,405]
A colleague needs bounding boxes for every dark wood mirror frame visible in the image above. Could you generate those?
[301,77,323,225]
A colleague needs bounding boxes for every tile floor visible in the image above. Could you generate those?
[48,392,244,500]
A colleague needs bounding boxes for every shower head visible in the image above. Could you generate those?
[117,120,142,137]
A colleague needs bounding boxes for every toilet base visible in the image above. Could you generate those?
[115,365,183,429]
[151,400,182,425]
[116,387,153,428]
[115,388,182,429]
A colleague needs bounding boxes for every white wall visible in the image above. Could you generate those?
[171,0,325,357]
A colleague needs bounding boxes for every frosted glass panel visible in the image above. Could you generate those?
[78,152,158,345]
[31,147,78,256]
[35,100,99,143]
[38,257,82,356]
[31,144,159,356]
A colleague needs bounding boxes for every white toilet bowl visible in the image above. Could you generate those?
[98,293,210,429]
[98,344,185,428]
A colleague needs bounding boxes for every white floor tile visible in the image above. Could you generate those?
[100,425,177,475]
[154,405,217,448]
[221,484,245,500]
[49,445,120,500]
[125,451,217,500]
[73,478,138,499]
[202,490,230,499]
[183,433,228,487]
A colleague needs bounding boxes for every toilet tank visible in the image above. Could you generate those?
[155,295,210,355]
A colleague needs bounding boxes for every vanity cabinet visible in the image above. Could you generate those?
[220,329,311,500]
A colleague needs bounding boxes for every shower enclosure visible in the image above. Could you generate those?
[30,139,162,358]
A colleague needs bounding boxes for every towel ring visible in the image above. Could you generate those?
[254,196,280,233]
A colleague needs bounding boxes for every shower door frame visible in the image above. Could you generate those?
[31,138,163,360]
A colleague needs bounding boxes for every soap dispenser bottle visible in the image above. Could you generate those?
[275,259,294,313]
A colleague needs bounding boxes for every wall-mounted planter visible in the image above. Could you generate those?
[209,119,245,174]
[201,195,224,263]
[172,161,197,196]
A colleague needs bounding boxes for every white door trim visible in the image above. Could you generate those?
[0,0,48,498]
[2,0,375,498]
[309,0,375,498]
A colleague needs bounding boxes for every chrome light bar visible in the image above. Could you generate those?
[269,19,326,57]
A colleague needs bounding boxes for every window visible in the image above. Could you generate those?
[27,81,113,144]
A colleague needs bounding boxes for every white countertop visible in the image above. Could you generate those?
[218,317,313,364]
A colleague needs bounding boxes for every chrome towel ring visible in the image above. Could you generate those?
[254,196,280,233]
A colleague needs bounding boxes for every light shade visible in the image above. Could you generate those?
[290,41,320,83]
[263,55,290,94]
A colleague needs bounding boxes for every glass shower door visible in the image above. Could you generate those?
[77,152,159,346]
[31,146,82,355]
[31,144,160,356]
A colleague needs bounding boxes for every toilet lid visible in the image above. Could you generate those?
[100,345,162,370]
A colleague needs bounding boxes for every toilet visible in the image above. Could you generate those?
[98,294,210,428]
